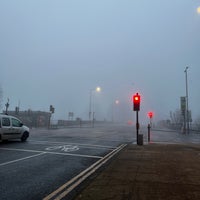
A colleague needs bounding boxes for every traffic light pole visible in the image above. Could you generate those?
[148,124,151,143]
[133,92,141,145]
[136,110,139,145]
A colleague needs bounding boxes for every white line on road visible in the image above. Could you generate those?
[0,152,46,166]
[0,147,46,154]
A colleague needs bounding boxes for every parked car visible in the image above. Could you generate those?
[0,114,30,142]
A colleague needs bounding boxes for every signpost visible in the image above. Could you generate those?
[180,97,186,133]
[147,111,154,143]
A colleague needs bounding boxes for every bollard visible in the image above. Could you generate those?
[138,134,143,145]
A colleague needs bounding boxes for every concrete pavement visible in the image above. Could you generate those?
[73,143,200,200]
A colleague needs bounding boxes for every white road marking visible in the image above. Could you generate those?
[0,152,46,166]
[45,145,79,152]
[0,141,115,166]
[43,144,127,200]
[29,140,116,149]
[0,147,103,164]
[0,147,46,154]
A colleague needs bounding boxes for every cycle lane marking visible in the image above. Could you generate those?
[0,147,103,166]
[45,144,79,152]
[0,142,111,166]
[29,140,116,149]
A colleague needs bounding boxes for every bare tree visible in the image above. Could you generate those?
[194,116,200,131]
[169,109,183,130]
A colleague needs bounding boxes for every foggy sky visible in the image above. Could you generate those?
[1,0,200,123]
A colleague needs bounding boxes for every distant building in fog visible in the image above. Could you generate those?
[3,109,51,128]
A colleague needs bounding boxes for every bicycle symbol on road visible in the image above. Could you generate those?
[45,145,79,152]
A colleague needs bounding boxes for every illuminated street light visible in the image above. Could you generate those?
[96,87,101,92]
[115,100,119,105]
[197,6,200,14]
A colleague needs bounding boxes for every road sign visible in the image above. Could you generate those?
[180,97,186,115]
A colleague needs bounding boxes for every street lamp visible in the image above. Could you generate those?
[197,6,200,14]
[89,86,101,121]
[115,100,119,105]
[96,87,101,92]
[184,67,189,134]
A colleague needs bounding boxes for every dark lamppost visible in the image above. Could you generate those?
[184,67,189,134]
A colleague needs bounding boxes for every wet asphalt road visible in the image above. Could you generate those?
[0,123,199,200]
[0,123,133,200]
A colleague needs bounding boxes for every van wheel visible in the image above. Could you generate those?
[21,132,29,142]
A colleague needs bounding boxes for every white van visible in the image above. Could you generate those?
[0,114,30,142]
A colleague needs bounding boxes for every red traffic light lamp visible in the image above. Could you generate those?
[133,93,141,111]
[148,111,154,119]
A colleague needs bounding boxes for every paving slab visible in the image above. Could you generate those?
[73,143,200,200]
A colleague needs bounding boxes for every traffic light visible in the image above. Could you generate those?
[148,112,153,118]
[133,93,140,111]
[50,105,55,113]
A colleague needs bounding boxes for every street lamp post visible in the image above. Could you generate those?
[184,67,189,134]
[89,87,101,123]
[112,100,119,122]
[89,90,92,121]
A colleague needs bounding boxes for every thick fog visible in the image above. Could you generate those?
[1,0,200,124]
